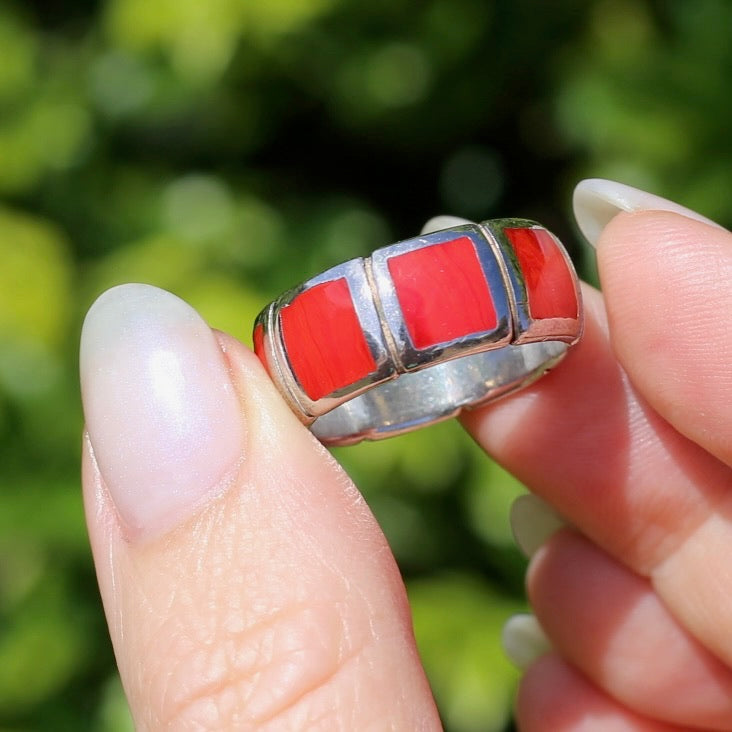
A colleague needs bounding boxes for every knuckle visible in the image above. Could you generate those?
[145,602,367,730]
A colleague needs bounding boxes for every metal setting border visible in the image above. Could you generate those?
[369,224,514,373]
[252,303,308,418]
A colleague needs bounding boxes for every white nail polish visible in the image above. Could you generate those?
[420,215,473,235]
[573,178,723,247]
[502,613,552,670]
[80,284,244,536]
[510,494,565,558]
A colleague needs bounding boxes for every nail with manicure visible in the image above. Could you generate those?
[502,613,553,671]
[80,284,245,538]
[573,178,723,248]
[510,494,566,559]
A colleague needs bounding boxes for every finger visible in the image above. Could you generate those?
[590,208,732,670]
[461,208,732,669]
[527,530,732,729]
[461,282,731,577]
[597,209,732,466]
[80,284,439,730]
[517,654,687,732]
[573,178,724,247]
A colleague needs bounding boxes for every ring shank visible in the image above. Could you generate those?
[311,340,567,444]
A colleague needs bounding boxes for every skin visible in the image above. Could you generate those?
[82,210,732,729]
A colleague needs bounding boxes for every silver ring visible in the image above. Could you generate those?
[254,218,583,446]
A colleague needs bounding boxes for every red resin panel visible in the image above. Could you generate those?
[252,323,270,377]
[280,278,377,401]
[505,227,578,320]
[388,236,497,349]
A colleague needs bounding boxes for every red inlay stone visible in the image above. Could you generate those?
[252,322,270,377]
[505,227,578,320]
[280,278,377,401]
[388,236,497,349]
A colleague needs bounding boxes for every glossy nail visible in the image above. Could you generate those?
[80,284,244,536]
[510,494,566,558]
[420,215,473,235]
[573,178,723,247]
[502,613,552,670]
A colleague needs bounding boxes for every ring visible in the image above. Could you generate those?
[253,218,582,445]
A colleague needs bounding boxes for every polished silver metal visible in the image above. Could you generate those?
[254,218,583,446]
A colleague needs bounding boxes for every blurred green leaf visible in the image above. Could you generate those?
[0,208,72,350]
[464,451,528,548]
[0,12,37,102]
[1,0,730,727]
[0,209,72,403]
[83,233,205,306]
[0,480,86,553]
[409,574,522,732]
[183,274,267,343]
[0,574,91,715]
[95,676,134,732]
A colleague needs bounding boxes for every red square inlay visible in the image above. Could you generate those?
[280,278,377,401]
[505,227,578,320]
[388,236,497,349]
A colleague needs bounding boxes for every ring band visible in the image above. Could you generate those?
[254,218,582,445]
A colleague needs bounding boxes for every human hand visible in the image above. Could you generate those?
[80,179,732,730]
[493,180,732,730]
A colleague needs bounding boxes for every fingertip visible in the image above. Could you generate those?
[573,178,724,248]
[596,210,732,464]
[80,284,246,539]
[518,655,678,731]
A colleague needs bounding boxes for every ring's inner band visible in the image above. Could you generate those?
[311,340,567,444]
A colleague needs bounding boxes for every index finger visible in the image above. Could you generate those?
[461,279,731,577]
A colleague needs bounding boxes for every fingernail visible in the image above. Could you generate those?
[501,613,552,670]
[80,284,244,537]
[573,178,723,247]
[420,215,473,235]
[510,494,565,558]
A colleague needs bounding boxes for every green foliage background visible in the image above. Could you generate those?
[0,0,729,729]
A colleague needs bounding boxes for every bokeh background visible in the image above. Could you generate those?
[0,0,730,729]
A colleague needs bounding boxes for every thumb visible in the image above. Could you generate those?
[80,284,439,730]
